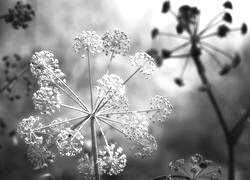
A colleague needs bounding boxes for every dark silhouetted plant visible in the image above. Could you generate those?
[149,1,249,180]
[0,1,35,29]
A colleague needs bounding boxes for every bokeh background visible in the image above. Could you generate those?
[0,0,250,180]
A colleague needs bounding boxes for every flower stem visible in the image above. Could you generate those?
[191,42,234,180]
[228,145,234,180]
[123,67,141,85]
[90,117,100,180]
[87,48,94,110]
[106,51,114,74]
[44,66,89,111]
[61,104,88,113]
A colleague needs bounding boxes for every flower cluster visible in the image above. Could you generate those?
[98,144,127,175]
[102,29,130,56]
[3,1,35,29]
[73,31,103,55]
[32,86,62,114]
[168,154,222,180]
[129,52,156,78]
[150,1,247,86]
[17,29,173,177]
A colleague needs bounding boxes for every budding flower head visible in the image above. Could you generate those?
[168,154,222,180]
[129,52,156,78]
[98,144,127,175]
[102,29,130,56]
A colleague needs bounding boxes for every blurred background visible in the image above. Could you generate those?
[0,0,249,179]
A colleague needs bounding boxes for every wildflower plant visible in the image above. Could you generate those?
[150,1,249,180]
[17,29,173,179]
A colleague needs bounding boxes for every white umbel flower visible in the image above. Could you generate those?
[98,144,127,175]
[102,29,130,56]
[129,52,156,78]
[32,86,62,115]
[73,31,103,55]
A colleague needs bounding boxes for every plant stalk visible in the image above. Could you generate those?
[228,145,234,180]
[91,117,100,180]
[191,42,234,180]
